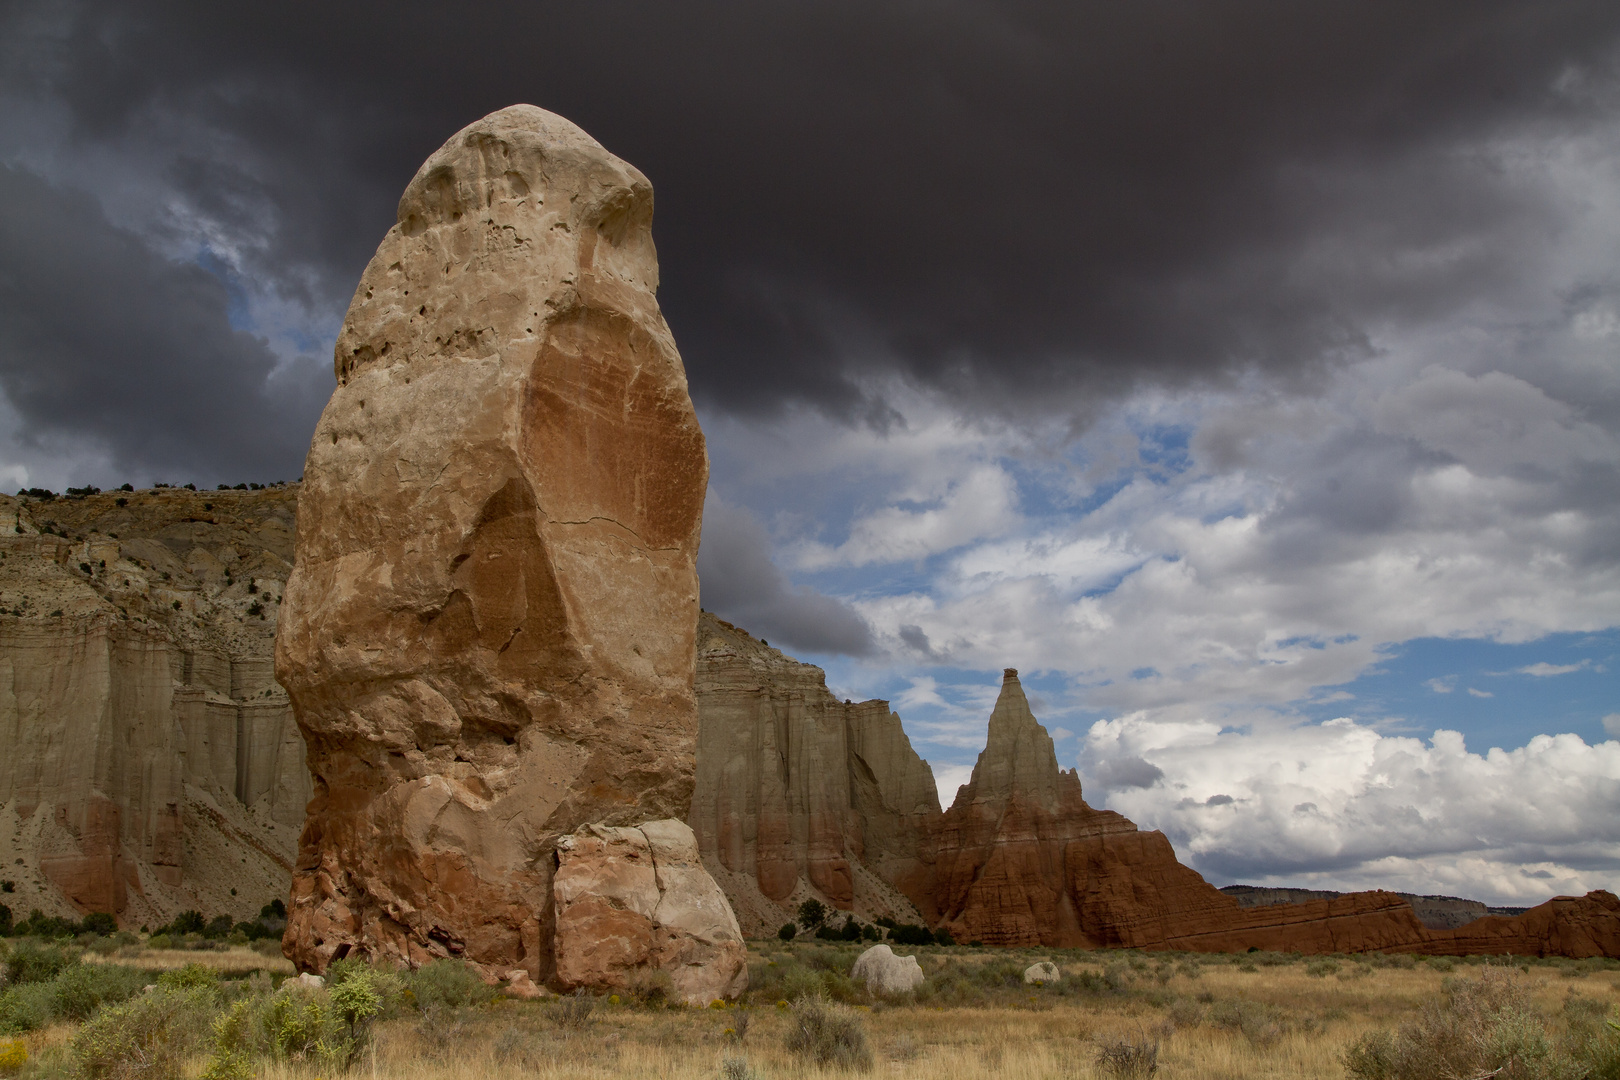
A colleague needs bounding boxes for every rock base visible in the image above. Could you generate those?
[553,819,747,1005]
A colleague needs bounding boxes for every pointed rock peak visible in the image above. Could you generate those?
[954,668,1062,812]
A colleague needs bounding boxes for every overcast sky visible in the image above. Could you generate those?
[3,0,1619,904]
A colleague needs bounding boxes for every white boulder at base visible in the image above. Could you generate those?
[1024,961,1060,984]
[851,944,926,994]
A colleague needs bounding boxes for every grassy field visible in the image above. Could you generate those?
[6,938,1620,1078]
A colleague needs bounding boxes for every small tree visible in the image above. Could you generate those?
[796,899,826,931]
[777,923,797,941]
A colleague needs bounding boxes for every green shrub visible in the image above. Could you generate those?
[772,963,825,1004]
[80,913,117,936]
[0,983,54,1035]
[1209,999,1284,1048]
[404,959,495,1010]
[796,900,827,931]
[785,997,871,1069]
[158,963,219,991]
[888,924,934,946]
[1167,997,1205,1028]
[627,967,675,1008]
[1305,959,1340,978]
[554,988,594,1032]
[71,985,213,1080]
[162,911,206,936]
[263,986,330,1059]
[778,923,798,941]
[50,962,148,1020]
[969,958,1028,990]
[5,941,76,985]
[199,999,257,1080]
[146,934,173,950]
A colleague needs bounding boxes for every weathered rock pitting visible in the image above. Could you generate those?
[277,104,710,981]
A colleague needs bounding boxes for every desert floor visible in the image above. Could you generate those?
[17,938,1620,1079]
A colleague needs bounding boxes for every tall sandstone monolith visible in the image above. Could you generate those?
[276,105,709,981]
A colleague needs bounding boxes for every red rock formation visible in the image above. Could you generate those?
[553,820,747,1004]
[693,635,1620,958]
[927,669,1620,958]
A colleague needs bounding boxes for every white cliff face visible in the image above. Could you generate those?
[0,486,309,927]
[689,612,937,934]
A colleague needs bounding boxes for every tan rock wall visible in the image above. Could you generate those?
[0,487,308,927]
[690,613,933,934]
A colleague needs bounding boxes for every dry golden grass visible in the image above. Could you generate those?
[82,944,293,977]
[237,951,1619,1080]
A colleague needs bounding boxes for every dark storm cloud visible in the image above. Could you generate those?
[5,0,1618,448]
[0,165,326,485]
[697,499,874,656]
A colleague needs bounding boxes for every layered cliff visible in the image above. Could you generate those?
[0,486,310,928]
[690,613,933,934]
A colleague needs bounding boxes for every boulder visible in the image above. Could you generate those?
[553,819,746,1004]
[502,970,547,1000]
[850,944,925,995]
[275,103,708,979]
[1023,961,1059,984]
[292,972,325,990]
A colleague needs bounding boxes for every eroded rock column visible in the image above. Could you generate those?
[276,105,709,982]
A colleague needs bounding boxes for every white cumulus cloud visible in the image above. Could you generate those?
[1081,714,1620,905]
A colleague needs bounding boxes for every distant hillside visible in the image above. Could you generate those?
[1221,884,1529,930]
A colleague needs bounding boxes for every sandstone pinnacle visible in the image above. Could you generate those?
[276,105,711,982]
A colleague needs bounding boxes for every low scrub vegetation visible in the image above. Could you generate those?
[0,931,1611,1078]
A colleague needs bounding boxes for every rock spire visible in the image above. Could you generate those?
[276,105,710,981]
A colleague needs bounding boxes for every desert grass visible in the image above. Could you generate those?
[237,947,1617,1080]
[13,942,1619,1078]
[79,944,293,977]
